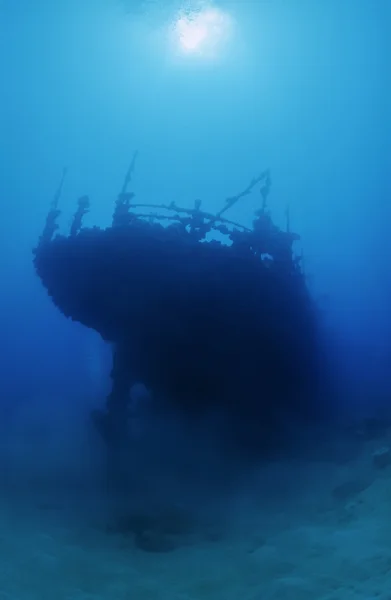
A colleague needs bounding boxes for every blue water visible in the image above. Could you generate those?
[0,1,390,598]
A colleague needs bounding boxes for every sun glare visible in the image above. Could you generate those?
[172,7,232,59]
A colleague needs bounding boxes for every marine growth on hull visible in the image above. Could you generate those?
[33,152,324,455]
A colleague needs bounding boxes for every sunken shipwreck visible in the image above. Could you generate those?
[33,153,329,456]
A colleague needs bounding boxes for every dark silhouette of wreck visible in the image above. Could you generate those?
[33,153,327,457]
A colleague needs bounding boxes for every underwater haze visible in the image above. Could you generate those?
[1,0,391,598]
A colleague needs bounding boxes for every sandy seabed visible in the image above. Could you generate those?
[1,432,391,600]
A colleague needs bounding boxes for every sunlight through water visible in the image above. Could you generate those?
[171,5,233,60]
